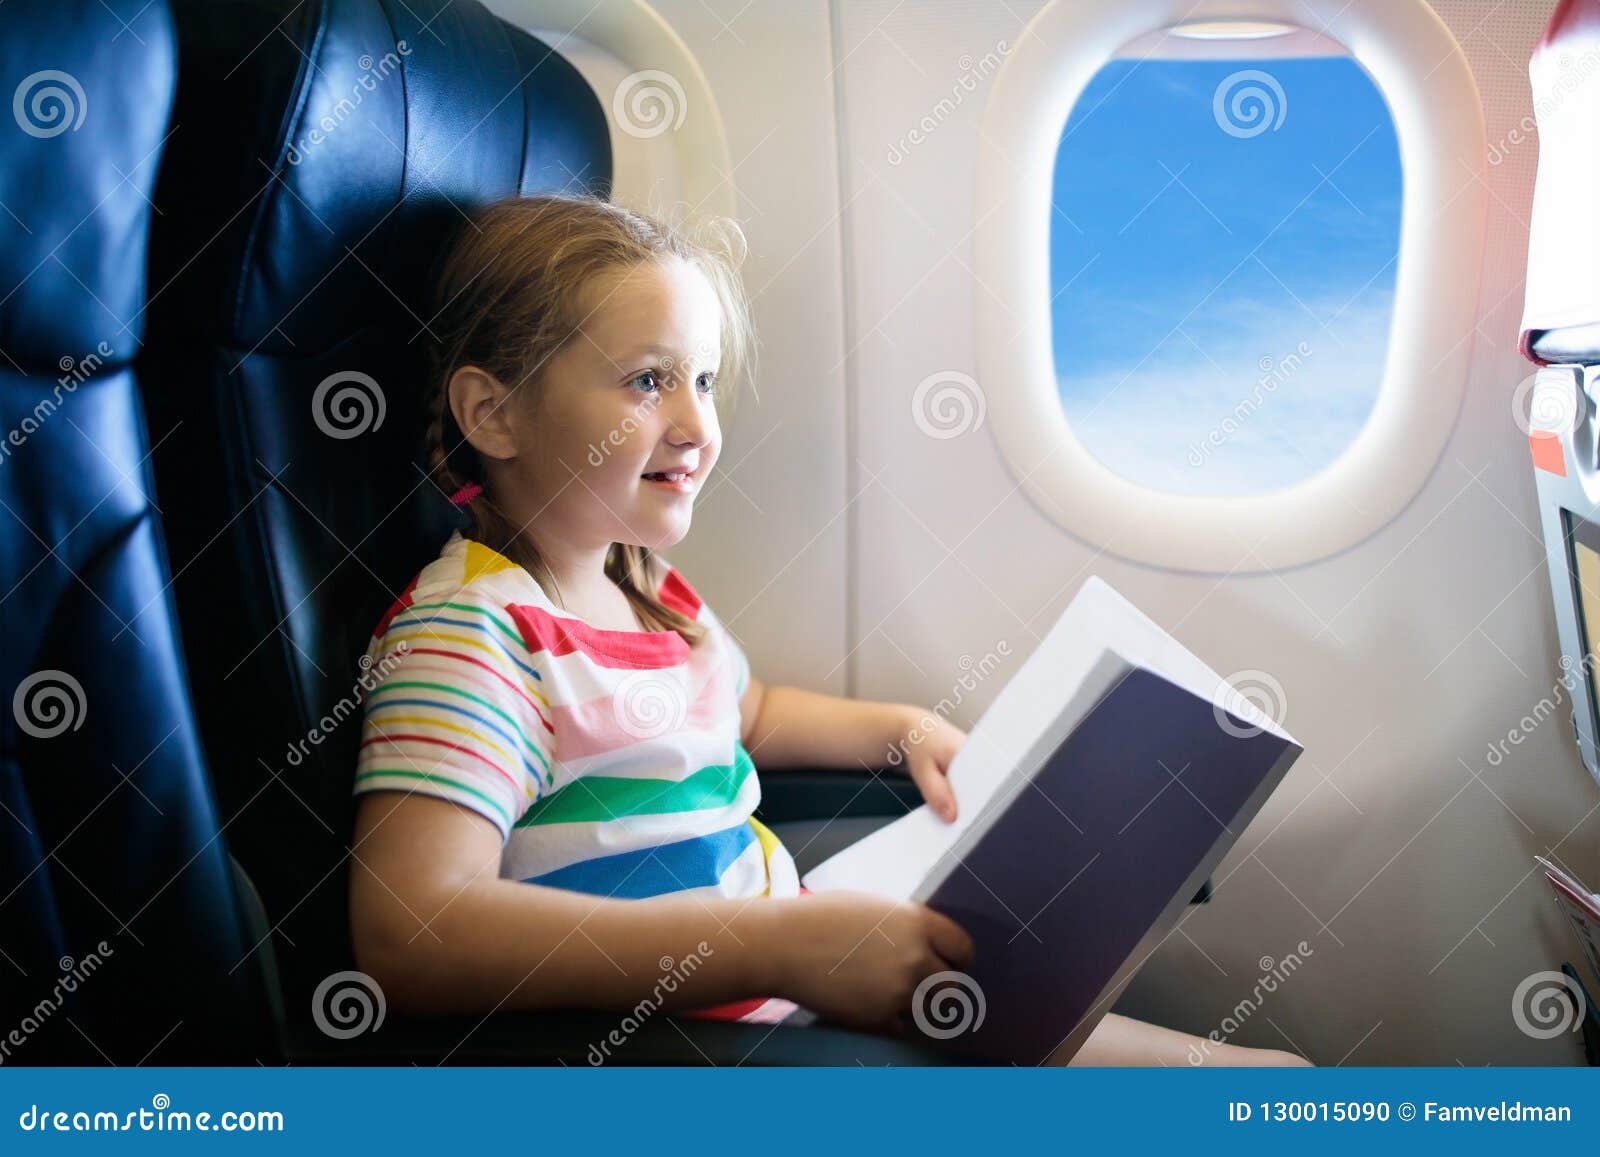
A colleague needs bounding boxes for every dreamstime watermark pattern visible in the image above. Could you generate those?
[285,42,412,165]
[16,1095,284,1133]
[588,390,664,467]
[286,643,409,768]
[1212,69,1287,139]
[1510,969,1587,1040]
[1211,668,1288,740]
[0,942,115,1065]
[586,338,720,467]
[613,70,686,140]
[886,641,1012,767]
[587,944,716,1064]
[1489,45,1600,165]
[911,970,986,1040]
[612,668,691,741]
[12,669,87,739]
[911,370,986,439]
[0,341,115,466]
[887,41,1011,166]
[311,970,386,1040]
[1485,651,1599,768]
[1187,341,1313,469]
[311,370,386,439]
[13,69,87,138]
[1186,940,1313,1065]
[1512,367,1586,440]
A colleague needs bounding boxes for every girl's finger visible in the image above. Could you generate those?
[910,758,958,821]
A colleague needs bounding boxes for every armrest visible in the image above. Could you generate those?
[279,1009,970,1066]
[753,766,920,824]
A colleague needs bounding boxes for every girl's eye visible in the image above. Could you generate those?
[629,371,659,393]
[696,372,717,395]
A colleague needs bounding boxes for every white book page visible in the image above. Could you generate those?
[801,575,1295,899]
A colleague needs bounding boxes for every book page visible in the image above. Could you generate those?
[801,575,1296,898]
[802,650,1129,900]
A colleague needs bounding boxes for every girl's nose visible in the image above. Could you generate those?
[663,379,712,446]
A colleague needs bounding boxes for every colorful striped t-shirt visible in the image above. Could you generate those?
[354,530,801,918]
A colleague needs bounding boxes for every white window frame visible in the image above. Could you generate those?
[976,0,1486,572]
[489,0,736,219]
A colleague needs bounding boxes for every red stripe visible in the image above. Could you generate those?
[682,889,809,1022]
[373,575,420,638]
[359,733,523,793]
[657,567,702,620]
[406,647,555,734]
[684,995,771,1021]
[507,603,690,670]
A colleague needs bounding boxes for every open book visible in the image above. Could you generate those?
[801,576,1303,1063]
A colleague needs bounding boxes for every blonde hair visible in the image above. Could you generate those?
[424,193,756,646]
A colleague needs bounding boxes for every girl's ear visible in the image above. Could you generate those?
[448,366,520,462]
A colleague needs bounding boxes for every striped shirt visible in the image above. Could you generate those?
[355,530,801,914]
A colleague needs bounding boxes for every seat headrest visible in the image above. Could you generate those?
[1520,0,1600,364]
[0,0,175,367]
[150,0,609,354]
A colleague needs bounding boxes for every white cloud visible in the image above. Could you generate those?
[1056,289,1393,496]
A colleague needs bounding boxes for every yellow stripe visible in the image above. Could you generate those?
[747,816,782,898]
[464,538,523,582]
[382,628,550,711]
[369,715,523,776]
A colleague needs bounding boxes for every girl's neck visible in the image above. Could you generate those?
[511,529,644,628]
[526,536,610,594]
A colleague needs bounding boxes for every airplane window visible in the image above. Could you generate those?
[1049,51,1401,497]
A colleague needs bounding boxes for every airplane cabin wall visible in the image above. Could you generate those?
[641,0,1588,1064]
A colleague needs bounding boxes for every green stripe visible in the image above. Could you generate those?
[514,744,754,828]
[393,600,526,651]
[364,679,551,780]
[355,769,516,829]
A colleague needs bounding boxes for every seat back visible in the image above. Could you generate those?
[140,0,612,1012]
[0,0,274,1063]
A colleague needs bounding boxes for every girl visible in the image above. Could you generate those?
[348,193,1310,1066]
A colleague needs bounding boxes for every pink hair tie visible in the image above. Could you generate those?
[447,482,484,507]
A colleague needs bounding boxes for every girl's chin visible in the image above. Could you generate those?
[621,516,691,552]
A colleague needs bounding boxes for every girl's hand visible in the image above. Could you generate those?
[764,891,974,1035]
[885,705,965,823]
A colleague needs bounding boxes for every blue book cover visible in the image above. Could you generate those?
[802,576,1302,1062]
[922,666,1300,1063]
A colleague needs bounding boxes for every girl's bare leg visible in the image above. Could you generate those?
[1048,1012,1313,1067]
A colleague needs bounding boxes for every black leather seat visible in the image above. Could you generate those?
[114,0,947,1062]
[139,0,600,1018]
[0,0,275,1064]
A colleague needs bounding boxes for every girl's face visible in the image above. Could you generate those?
[511,257,724,554]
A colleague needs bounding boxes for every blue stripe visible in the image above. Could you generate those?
[522,822,756,899]
[386,611,544,683]
[364,697,546,782]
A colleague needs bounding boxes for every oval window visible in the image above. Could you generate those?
[1050,41,1401,497]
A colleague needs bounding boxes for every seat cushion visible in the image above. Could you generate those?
[771,815,897,879]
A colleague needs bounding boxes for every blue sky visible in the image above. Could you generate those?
[1050,55,1402,496]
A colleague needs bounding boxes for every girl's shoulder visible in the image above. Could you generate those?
[369,530,550,646]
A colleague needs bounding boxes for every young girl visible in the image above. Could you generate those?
[348,194,1310,1066]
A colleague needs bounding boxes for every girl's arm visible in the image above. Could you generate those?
[349,790,972,1028]
[739,678,963,820]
